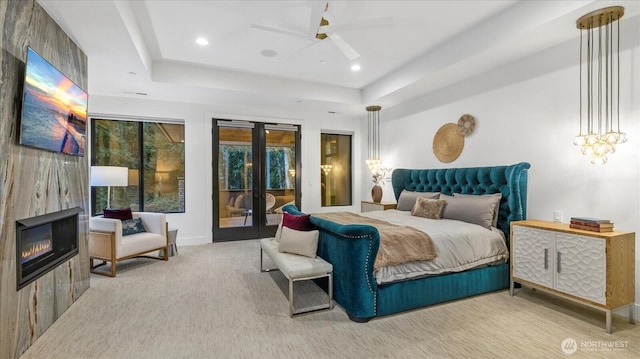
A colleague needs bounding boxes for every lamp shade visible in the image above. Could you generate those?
[90,166,128,187]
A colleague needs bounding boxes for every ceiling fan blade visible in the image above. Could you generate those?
[320,16,394,33]
[327,33,360,61]
[284,40,321,61]
[249,24,309,40]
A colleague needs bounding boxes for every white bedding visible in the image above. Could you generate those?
[363,210,509,285]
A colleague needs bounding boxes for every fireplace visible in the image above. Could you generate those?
[16,207,83,290]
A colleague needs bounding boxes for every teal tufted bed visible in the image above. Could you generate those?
[285,162,530,322]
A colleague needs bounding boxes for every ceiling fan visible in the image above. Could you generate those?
[250,1,393,61]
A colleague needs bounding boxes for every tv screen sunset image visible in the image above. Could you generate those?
[20,47,88,156]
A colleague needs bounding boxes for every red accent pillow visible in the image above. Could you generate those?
[103,208,133,220]
[282,212,311,231]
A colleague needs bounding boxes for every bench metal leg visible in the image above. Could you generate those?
[289,272,334,317]
[260,248,278,273]
[260,243,333,317]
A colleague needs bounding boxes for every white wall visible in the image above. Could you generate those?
[377,35,640,309]
[89,96,364,246]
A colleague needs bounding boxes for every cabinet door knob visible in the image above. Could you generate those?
[544,248,548,269]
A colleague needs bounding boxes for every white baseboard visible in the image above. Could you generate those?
[176,236,210,246]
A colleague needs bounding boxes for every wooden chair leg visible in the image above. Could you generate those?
[111,260,116,277]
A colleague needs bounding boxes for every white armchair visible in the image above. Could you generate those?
[89,212,169,277]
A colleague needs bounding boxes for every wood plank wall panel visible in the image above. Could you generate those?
[0,1,90,358]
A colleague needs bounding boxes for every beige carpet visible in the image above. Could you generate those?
[20,240,639,359]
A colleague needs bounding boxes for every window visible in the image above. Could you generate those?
[91,118,185,214]
[320,133,352,207]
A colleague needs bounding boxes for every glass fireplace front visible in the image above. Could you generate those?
[16,207,82,290]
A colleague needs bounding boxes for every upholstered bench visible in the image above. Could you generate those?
[260,237,333,317]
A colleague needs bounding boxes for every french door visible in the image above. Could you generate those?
[212,119,300,241]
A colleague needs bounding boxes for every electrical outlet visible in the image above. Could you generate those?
[553,210,563,223]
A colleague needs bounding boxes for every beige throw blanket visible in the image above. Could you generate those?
[313,212,437,271]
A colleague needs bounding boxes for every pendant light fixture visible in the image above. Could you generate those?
[573,6,626,165]
[366,105,382,173]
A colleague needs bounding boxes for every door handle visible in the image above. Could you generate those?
[557,252,561,273]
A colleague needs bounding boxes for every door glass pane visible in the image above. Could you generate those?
[321,133,352,206]
[266,129,296,226]
[218,127,253,228]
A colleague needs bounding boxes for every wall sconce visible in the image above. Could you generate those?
[573,6,626,165]
[320,165,332,175]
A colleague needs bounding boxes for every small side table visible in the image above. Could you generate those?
[361,201,397,213]
[167,228,178,257]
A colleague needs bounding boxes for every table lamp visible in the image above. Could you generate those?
[90,166,128,209]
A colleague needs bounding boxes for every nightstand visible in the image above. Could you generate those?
[361,201,396,213]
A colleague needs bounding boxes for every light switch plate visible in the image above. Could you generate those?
[553,210,563,223]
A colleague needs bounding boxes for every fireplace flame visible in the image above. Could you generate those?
[21,240,53,263]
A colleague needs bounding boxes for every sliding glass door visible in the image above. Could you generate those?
[213,120,300,241]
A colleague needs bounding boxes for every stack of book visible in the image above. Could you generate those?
[569,217,614,232]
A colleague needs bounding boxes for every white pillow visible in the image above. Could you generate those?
[274,220,283,242]
[278,226,319,258]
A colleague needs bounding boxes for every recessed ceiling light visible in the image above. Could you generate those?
[196,37,209,46]
[319,60,327,65]
[128,71,137,75]
[260,49,277,58]
[350,64,361,72]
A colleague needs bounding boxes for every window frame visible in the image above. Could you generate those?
[90,117,185,215]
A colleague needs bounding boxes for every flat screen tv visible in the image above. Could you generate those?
[19,47,88,156]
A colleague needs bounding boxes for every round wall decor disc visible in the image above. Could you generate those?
[457,114,476,136]
[433,123,464,163]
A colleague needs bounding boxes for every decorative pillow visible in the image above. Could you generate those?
[411,197,446,219]
[441,194,499,229]
[396,190,440,211]
[274,217,284,242]
[122,218,146,236]
[454,193,502,227]
[278,226,319,258]
[103,207,133,220]
[282,212,311,231]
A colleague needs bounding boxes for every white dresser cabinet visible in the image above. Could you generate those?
[510,220,635,333]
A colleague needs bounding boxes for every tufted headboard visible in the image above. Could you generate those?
[391,162,531,241]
